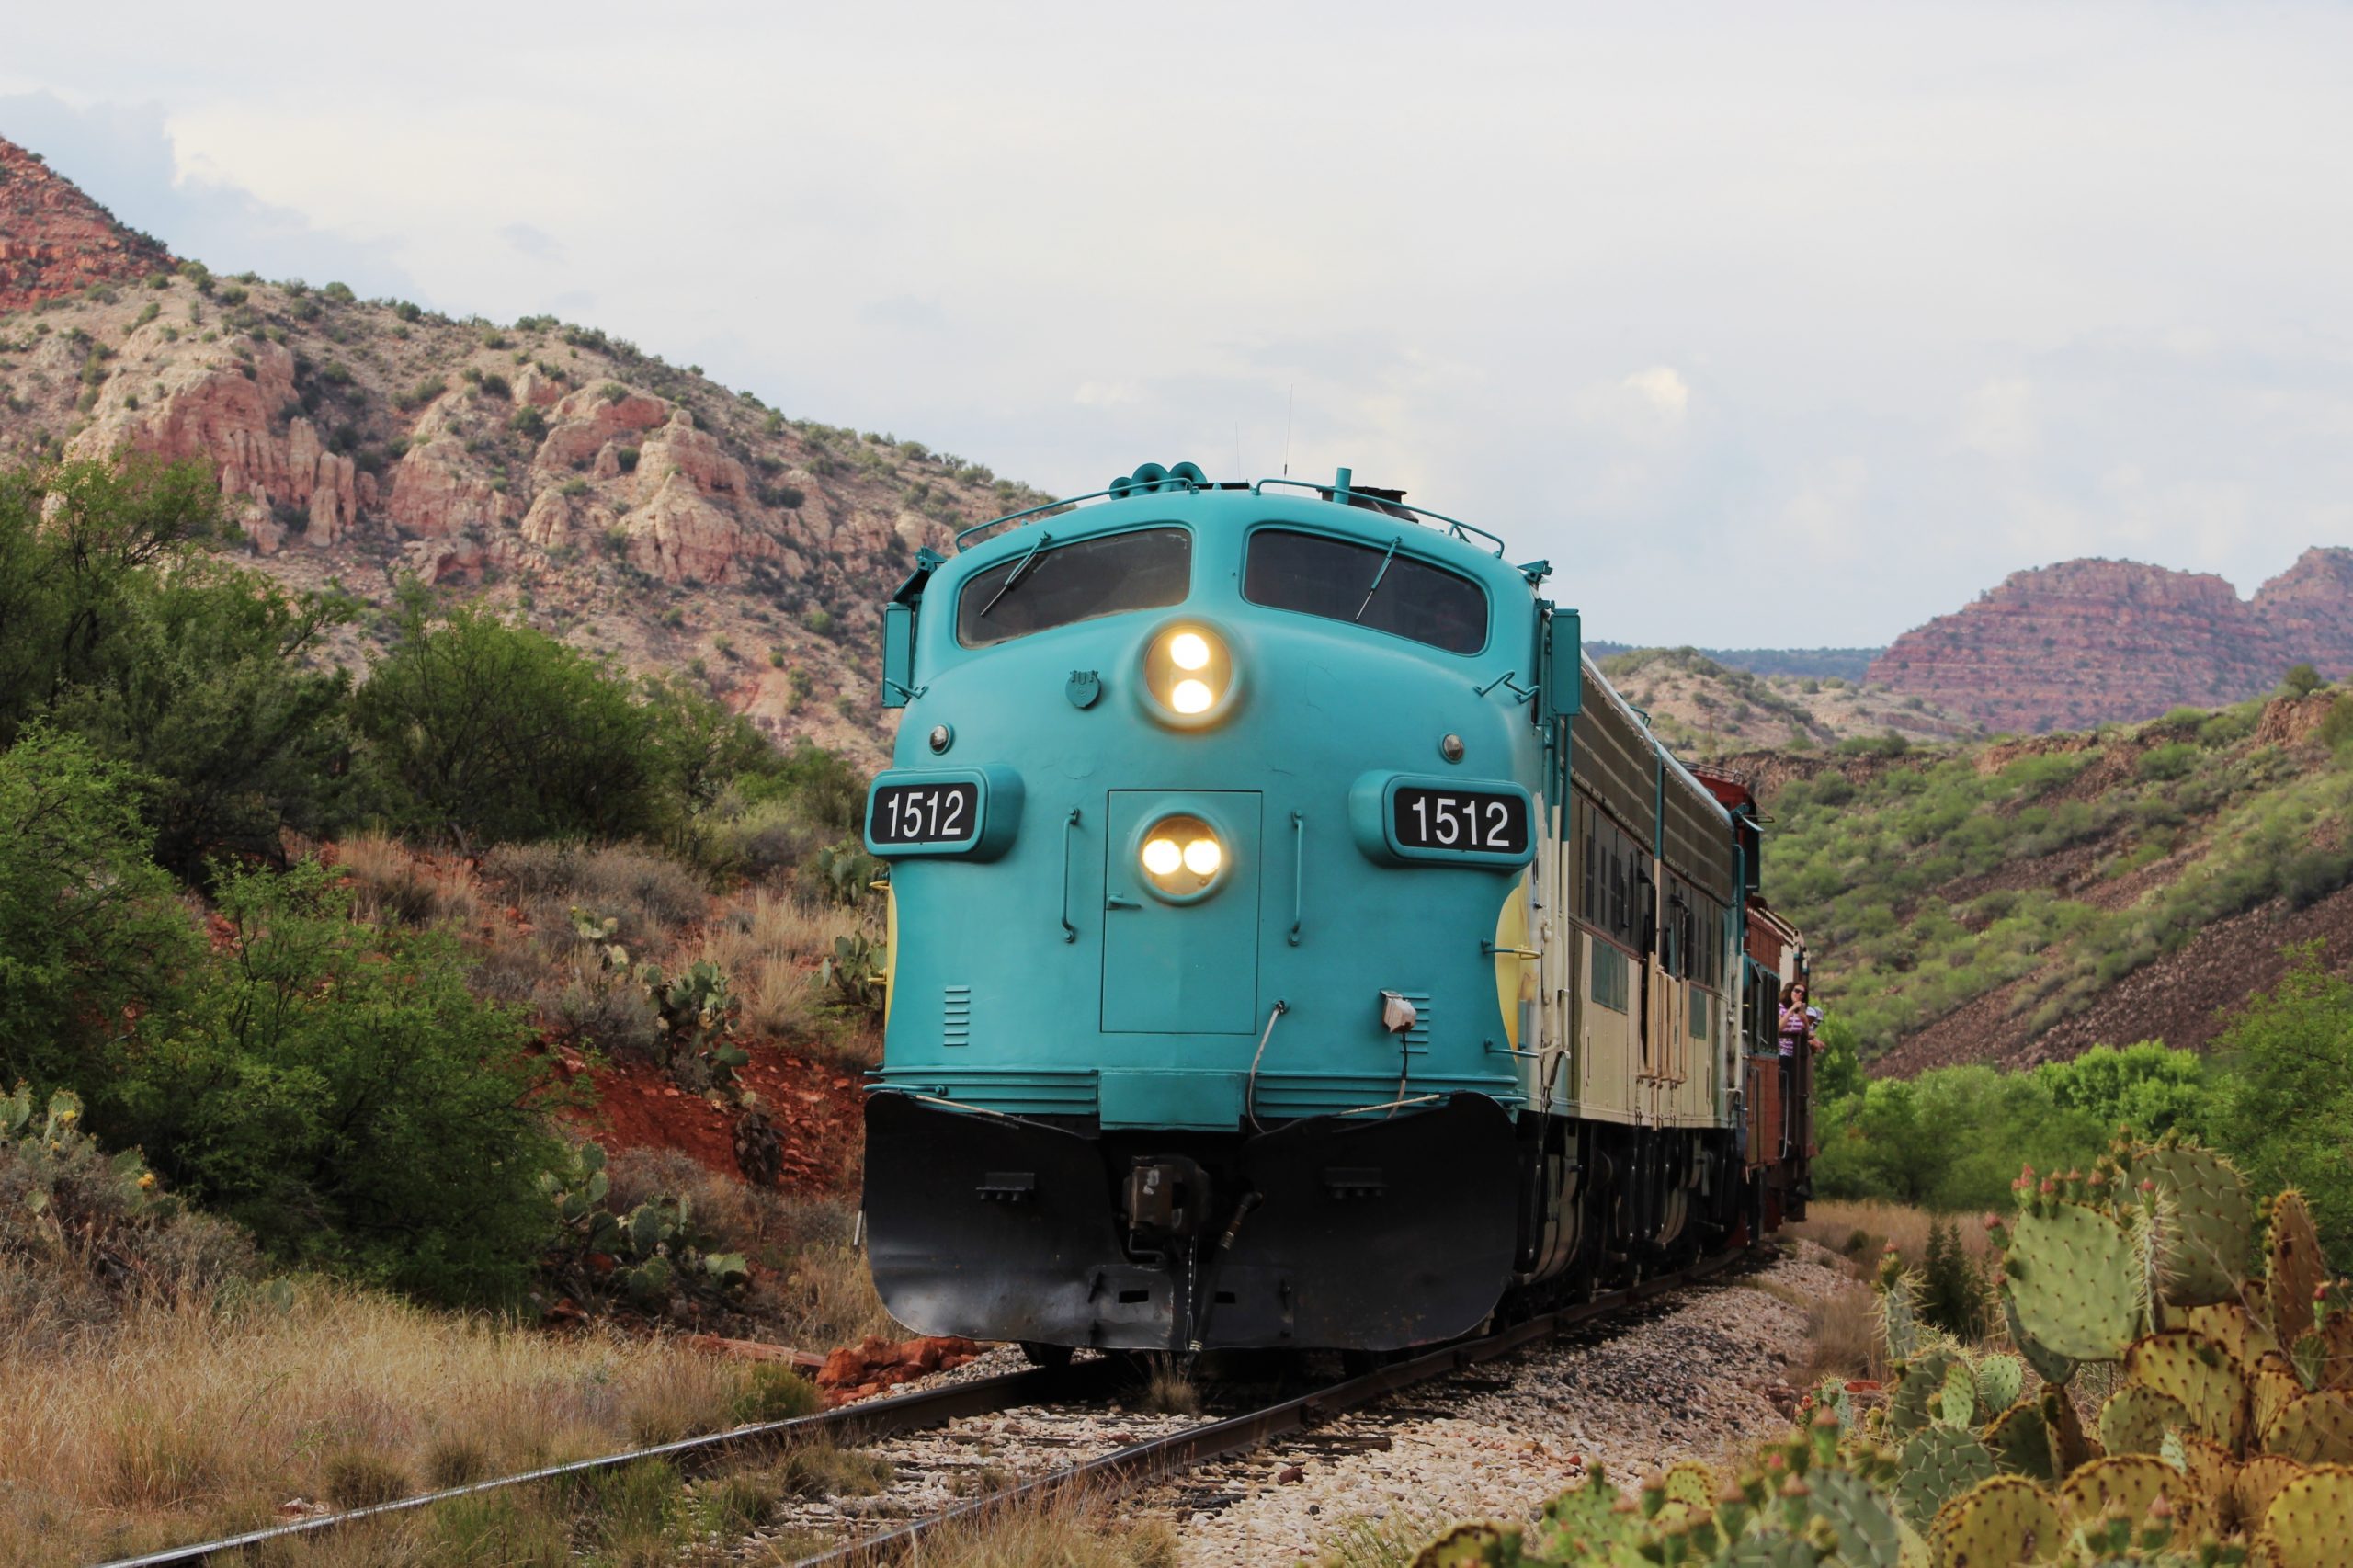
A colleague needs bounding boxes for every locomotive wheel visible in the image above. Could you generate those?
[1018,1341,1075,1370]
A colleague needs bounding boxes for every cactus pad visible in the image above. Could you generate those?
[1938,1361,1981,1429]
[2252,1354,2310,1445]
[1721,1537,1822,1568]
[1897,1427,2001,1528]
[2264,1390,2353,1466]
[2004,1200,2146,1362]
[2004,1291,2077,1391]
[2267,1190,2325,1348]
[1891,1349,1966,1441]
[1882,1268,1927,1366]
[2133,1141,2256,1308]
[1928,1474,2063,1568]
[2099,1384,2193,1455]
[1971,1353,2025,1416]
[2183,1298,2280,1373]
[2057,1453,2206,1535]
[2125,1330,2251,1452]
[1982,1397,2057,1481]
[1813,1465,1905,1568]
[2232,1453,2307,1537]
[1409,1522,1519,1567]
[2254,1462,2353,1568]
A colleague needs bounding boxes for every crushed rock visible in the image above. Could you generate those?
[1144,1243,1858,1565]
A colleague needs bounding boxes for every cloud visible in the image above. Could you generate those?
[1622,367,1690,423]
[498,222,562,262]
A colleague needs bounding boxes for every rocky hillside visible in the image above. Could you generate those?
[1601,646,1981,757]
[1870,551,2353,734]
[1748,686,2353,1075]
[0,139,172,313]
[0,137,1046,770]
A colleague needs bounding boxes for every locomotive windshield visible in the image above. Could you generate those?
[1243,528,1487,654]
[955,526,1192,648]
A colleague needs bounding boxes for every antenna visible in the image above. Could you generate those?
[1234,420,1242,479]
[1282,384,1294,477]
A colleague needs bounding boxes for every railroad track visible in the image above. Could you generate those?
[97,1244,1759,1568]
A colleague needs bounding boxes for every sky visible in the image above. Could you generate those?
[6,2,2351,647]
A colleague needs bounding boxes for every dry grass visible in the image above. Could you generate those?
[1789,1198,1996,1276]
[691,887,868,1037]
[0,1278,762,1567]
[1786,1275,1889,1388]
[333,831,487,931]
[802,1483,1181,1568]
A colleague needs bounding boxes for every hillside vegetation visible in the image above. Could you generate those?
[0,264,1048,767]
[1599,645,1981,757]
[1755,686,2353,1074]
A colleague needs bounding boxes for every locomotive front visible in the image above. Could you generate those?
[860,465,1574,1356]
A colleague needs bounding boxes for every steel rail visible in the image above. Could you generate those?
[789,1243,1758,1567]
[89,1359,1123,1568]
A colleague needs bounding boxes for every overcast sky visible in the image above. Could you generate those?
[7,3,2350,646]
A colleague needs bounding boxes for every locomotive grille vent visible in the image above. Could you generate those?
[943,985,972,1048]
[1402,993,1431,1056]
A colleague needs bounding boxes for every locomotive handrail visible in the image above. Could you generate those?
[1058,808,1082,942]
[1248,476,1509,555]
[954,480,1209,551]
[1289,811,1305,946]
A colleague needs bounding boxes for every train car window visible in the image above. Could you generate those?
[1243,528,1487,654]
[955,527,1192,648]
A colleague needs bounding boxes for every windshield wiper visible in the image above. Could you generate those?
[1353,537,1402,623]
[978,531,1053,619]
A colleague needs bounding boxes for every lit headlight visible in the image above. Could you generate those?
[1145,624,1234,726]
[1139,814,1226,896]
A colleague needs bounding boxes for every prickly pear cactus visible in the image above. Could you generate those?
[2231,1453,2305,1536]
[1937,1361,1980,1429]
[1895,1427,1999,1528]
[2005,1290,2078,1391]
[1982,1397,2058,1481]
[1972,1353,2024,1417]
[2262,1390,2353,1466]
[2056,1454,2206,1535]
[2126,1139,2256,1309]
[2183,1299,2280,1375]
[1809,1468,1904,1568]
[1889,1349,1966,1441]
[2252,1463,2353,1568]
[2125,1332,2251,1452]
[1928,1474,2063,1568]
[2003,1199,2147,1362]
[2099,1384,2194,1456]
[2264,1192,2325,1349]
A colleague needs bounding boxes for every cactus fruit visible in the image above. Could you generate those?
[2260,1391,2353,1466]
[1928,1474,2063,1568]
[2125,1332,2252,1453]
[2130,1142,2257,1309]
[2251,1463,2353,1568]
[2265,1193,2325,1350]
[2004,1201,2147,1362]
[1972,1354,2025,1417]
[2057,1455,2206,1536]
[1891,1350,1966,1441]
[1896,1428,1999,1528]
[2100,1385,2194,1456]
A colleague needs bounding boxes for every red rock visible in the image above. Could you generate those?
[0,138,173,312]
[816,1346,868,1387]
[1277,1464,1305,1484]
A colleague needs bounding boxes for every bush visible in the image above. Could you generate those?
[107,861,563,1302]
[350,587,665,848]
[2210,944,2353,1256]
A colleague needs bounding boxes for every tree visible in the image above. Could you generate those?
[2284,663,2325,698]
[0,728,192,1087]
[108,860,563,1301]
[2209,944,2353,1256]
[350,585,663,848]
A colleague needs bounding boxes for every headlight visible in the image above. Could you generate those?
[1144,624,1236,727]
[1139,814,1226,896]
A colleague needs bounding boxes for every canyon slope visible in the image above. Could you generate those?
[1870,551,2353,734]
[0,138,1045,769]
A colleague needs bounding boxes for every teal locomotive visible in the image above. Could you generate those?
[858,462,1811,1357]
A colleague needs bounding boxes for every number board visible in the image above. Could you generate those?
[870,779,981,847]
[1392,785,1530,858]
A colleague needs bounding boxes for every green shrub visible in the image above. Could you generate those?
[110,861,563,1301]
[2135,741,2196,781]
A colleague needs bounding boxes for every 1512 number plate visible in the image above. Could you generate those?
[870,779,982,846]
[1392,786,1529,857]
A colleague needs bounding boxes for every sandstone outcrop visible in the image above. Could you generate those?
[0,137,172,312]
[1870,551,2353,733]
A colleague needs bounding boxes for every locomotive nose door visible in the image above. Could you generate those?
[1101,790,1263,1035]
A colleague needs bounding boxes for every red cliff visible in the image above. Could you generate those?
[0,138,172,312]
